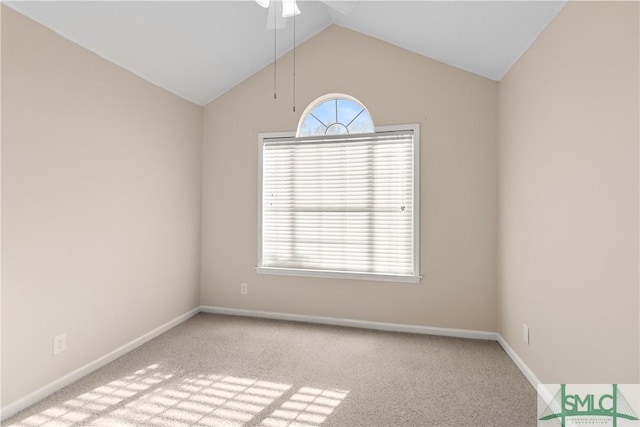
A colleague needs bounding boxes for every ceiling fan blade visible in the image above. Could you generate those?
[282,0,301,18]
[266,1,286,30]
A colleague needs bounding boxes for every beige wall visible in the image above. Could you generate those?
[7,0,634,409]
[1,6,203,405]
[201,25,499,331]
[498,1,639,383]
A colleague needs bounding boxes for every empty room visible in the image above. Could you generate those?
[2,1,639,426]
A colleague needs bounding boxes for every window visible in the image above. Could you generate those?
[257,94,420,283]
[297,95,374,137]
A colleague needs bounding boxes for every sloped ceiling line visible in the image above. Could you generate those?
[5,1,567,106]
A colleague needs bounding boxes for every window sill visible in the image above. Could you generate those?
[255,267,422,284]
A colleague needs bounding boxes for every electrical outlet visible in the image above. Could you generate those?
[53,333,67,355]
[523,324,529,345]
[240,282,248,295]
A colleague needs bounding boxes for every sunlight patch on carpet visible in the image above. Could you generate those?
[8,364,349,427]
[261,387,349,427]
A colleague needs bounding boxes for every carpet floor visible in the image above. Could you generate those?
[4,313,537,427]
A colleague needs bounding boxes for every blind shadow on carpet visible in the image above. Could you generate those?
[4,313,536,427]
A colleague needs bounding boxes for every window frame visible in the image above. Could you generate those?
[296,93,375,137]
[256,123,421,284]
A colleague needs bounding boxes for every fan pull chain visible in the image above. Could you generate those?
[292,11,296,112]
[273,5,277,100]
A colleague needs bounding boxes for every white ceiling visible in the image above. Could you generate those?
[5,1,567,106]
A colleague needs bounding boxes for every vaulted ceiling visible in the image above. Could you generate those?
[5,1,567,106]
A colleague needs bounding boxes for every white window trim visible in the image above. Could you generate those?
[256,124,421,284]
[295,92,374,137]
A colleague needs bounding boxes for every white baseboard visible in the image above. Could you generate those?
[200,305,499,341]
[0,307,200,422]
[496,333,541,389]
[202,306,541,391]
[2,305,541,421]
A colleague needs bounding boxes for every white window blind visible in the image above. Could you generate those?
[258,126,420,282]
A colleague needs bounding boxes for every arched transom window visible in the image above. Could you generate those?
[297,94,374,137]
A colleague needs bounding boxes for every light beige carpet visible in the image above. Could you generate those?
[4,313,536,427]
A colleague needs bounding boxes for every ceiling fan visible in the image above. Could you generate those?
[255,0,359,111]
[255,0,358,29]
[256,0,300,20]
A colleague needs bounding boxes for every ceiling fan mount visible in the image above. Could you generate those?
[256,0,300,18]
[256,0,359,29]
